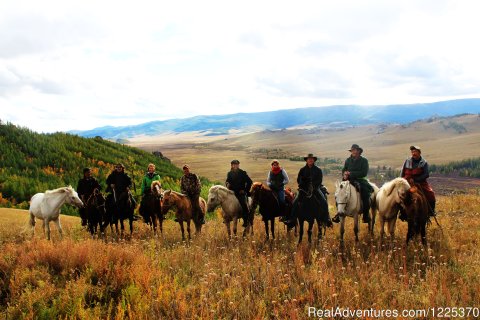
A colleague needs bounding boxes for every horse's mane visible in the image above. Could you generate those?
[382,178,410,197]
[250,182,267,192]
[45,185,74,196]
[210,185,235,195]
[151,181,162,188]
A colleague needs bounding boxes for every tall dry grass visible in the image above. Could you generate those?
[1,194,479,319]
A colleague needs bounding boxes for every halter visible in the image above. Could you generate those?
[86,188,105,209]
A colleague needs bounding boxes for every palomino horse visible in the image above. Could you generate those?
[29,186,84,240]
[84,188,106,237]
[206,185,253,238]
[374,177,411,245]
[295,183,329,244]
[161,190,206,240]
[249,182,295,240]
[403,183,430,246]
[334,180,379,244]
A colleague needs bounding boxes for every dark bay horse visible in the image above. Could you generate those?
[140,181,163,234]
[84,188,106,236]
[295,183,328,244]
[403,183,430,245]
[249,182,295,240]
[105,189,136,237]
[161,190,206,240]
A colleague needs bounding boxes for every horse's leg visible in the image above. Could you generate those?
[159,216,163,234]
[298,219,304,244]
[179,221,185,241]
[307,220,313,244]
[316,218,322,242]
[271,218,275,240]
[53,217,63,240]
[379,217,386,246]
[226,221,232,238]
[388,219,396,245]
[233,217,238,236]
[354,213,360,243]
[186,219,191,240]
[421,223,427,246]
[29,213,36,237]
[129,216,133,236]
[264,220,269,241]
[45,218,51,240]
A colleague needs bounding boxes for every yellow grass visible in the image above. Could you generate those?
[1,195,479,319]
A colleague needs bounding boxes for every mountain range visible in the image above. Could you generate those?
[71,98,480,139]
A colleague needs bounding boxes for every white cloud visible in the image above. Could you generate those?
[0,0,479,132]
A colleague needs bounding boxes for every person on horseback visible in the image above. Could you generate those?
[284,154,332,227]
[181,164,205,225]
[226,159,253,227]
[139,163,161,221]
[77,167,101,226]
[266,159,290,219]
[400,145,436,220]
[333,144,373,224]
[106,163,134,207]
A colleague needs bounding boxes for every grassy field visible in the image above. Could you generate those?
[1,193,479,319]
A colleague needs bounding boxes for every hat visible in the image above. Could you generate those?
[83,167,91,174]
[348,144,363,153]
[410,145,421,152]
[303,153,318,161]
[231,159,240,164]
[182,164,190,169]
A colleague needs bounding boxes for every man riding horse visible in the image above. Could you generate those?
[333,144,373,224]
[106,163,134,208]
[400,145,436,220]
[139,163,161,221]
[181,164,205,225]
[266,159,290,218]
[226,159,252,227]
[77,167,101,226]
[284,153,332,227]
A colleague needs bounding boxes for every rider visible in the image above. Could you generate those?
[333,144,373,224]
[77,167,101,226]
[226,159,253,227]
[139,163,161,220]
[284,153,332,227]
[266,159,289,218]
[180,164,205,225]
[400,145,436,220]
[106,163,134,207]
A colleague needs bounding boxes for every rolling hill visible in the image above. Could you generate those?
[71,99,480,139]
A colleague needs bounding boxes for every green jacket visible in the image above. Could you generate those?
[342,156,369,180]
[141,172,161,195]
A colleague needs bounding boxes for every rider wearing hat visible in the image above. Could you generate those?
[226,159,252,227]
[283,154,332,227]
[333,144,373,224]
[77,167,101,226]
[181,164,205,225]
[400,145,436,219]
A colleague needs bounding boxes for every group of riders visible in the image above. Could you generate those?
[76,144,437,229]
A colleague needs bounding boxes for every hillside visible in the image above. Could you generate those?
[0,122,208,212]
[71,99,480,139]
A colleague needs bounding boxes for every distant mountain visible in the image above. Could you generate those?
[71,99,480,139]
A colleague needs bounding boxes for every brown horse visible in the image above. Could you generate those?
[249,182,296,240]
[150,181,165,233]
[84,188,107,237]
[161,190,206,240]
[403,183,430,245]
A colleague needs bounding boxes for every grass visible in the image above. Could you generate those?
[1,194,479,319]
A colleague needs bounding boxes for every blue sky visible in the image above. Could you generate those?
[1,0,479,132]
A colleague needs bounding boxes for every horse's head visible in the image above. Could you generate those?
[207,185,223,212]
[64,186,84,208]
[249,182,263,200]
[151,181,164,199]
[335,180,351,216]
[161,190,172,215]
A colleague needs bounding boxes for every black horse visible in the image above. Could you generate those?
[84,188,106,236]
[139,191,162,234]
[105,189,136,237]
[292,183,328,244]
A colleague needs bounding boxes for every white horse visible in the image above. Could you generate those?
[334,180,379,243]
[373,177,411,244]
[29,186,84,240]
[206,185,252,238]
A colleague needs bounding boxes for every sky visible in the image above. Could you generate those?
[1,0,479,132]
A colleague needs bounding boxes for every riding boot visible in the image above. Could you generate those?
[332,214,340,223]
[429,200,437,217]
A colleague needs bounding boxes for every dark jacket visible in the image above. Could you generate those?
[226,169,252,195]
[77,177,101,199]
[106,171,132,193]
[342,156,369,180]
[401,157,429,183]
[297,165,323,190]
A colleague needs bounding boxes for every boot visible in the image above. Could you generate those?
[429,201,437,217]
[332,214,340,223]
[362,211,371,223]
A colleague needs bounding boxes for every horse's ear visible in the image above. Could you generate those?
[409,186,417,193]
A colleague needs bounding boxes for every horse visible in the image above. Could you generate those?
[334,180,379,244]
[373,177,411,245]
[249,182,295,240]
[295,183,329,244]
[105,189,136,238]
[161,190,206,240]
[139,181,163,234]
[150,181,165,233]
[84,188,107,237]
[29,186,84,240]
[206,185,253,238]
[403,184,430,246]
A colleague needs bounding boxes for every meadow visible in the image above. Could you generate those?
[1,193,479,319]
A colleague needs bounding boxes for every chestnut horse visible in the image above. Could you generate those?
[403,183,430,245]
[161,190,206,240]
